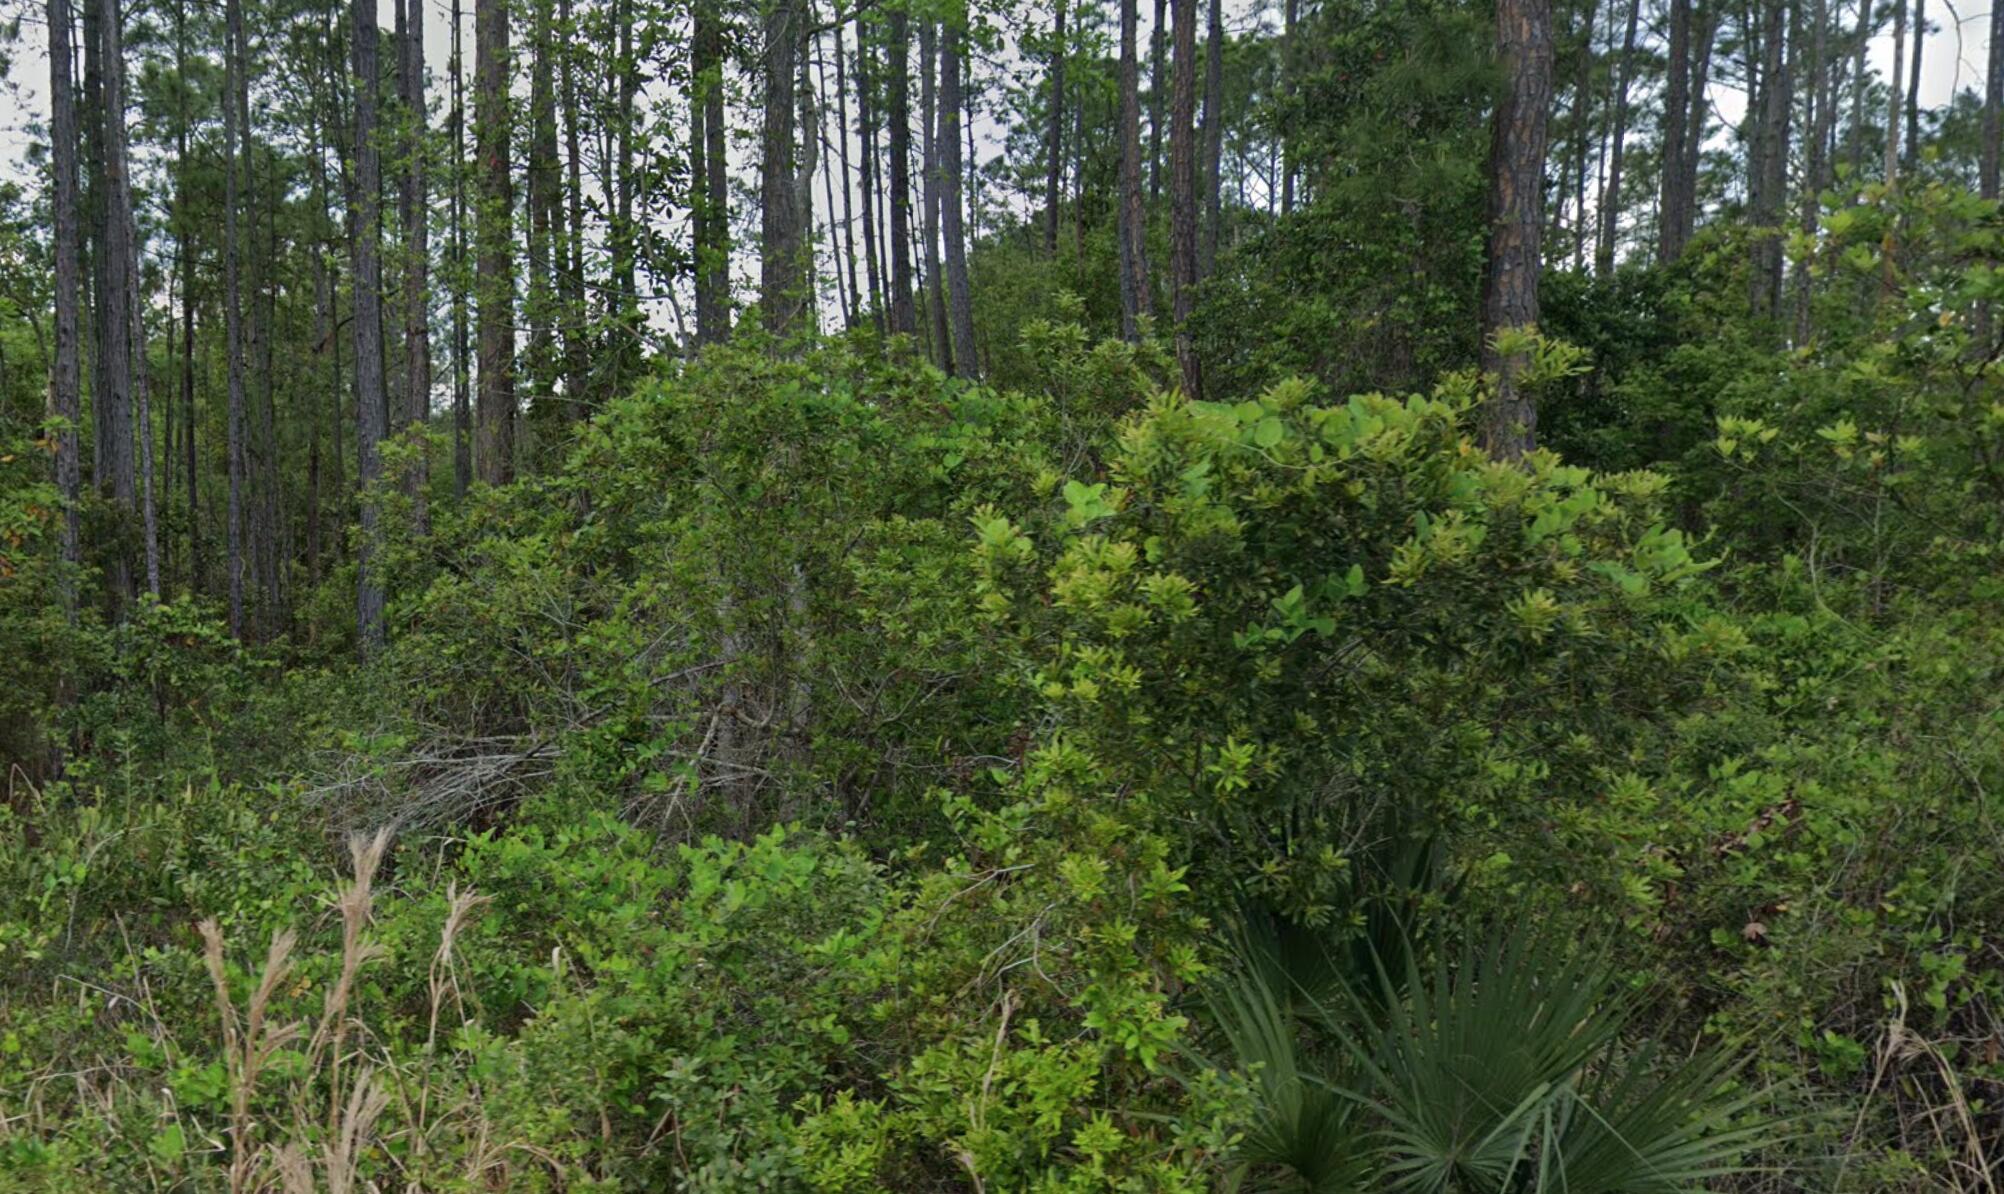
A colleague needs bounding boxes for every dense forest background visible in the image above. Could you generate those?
[2,0,2004,1184]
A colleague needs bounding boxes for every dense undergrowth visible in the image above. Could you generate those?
[3,184,2003,1190]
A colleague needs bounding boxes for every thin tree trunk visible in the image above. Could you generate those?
[1659,0,1691,261]
[1281,0,1297,213]
[856,32,887,332]
[1479,0,1555,459]
[403,0,432,532]
[352,0,389,652]
[173,0,198,593]
[1046,0,1067,255]
[887,9,917,336]
[49,0,82,617]
[1748,0,1790,320]
[111,0,155,600]
[1794,0,1831,342]
[528,0,556,396]
[1169,0,1201,396]
[1568,0,1599,268]
[818,39,852,329]
[1903,0,1922,170]
[1595,0,1639,272]
[1848,0,1873,178]
[98,0,137,604]
[223,0,246,633]
[693,0,732,342]
[760,0,809,336]
[1884,0,1904,182]
[475,0,515,484]
[1977,0,2002,344]
[833,22,864,328]
[1150,0,1167,200]
[1678,5,1716,241]
[1118,0,1152,339]
[941,22,977,375]
[921,20,949,366]
[452,0,471,494]
[1199,0,1223,280]
[560,0,588,405]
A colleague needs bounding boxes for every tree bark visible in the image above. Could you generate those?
[1199,0,1223,280]
[1847,0,1873,179]
[1658,0,1691,261]
[475,0,515,484]
[452,0,472,495]
[1983,0,2002,203]
[402,0,432,532]
[353,0,389,652]
[940,22,977,376]
[1594,0,1640,272]
[1883,0,1904,183]
[1794,0,1832,342]
[1567,0,1599,268]
[527,0,557,393]
[1978,0,2002,344]
[224,0,248,635]
[1479,0,1554,459]
[1281,0,1297,213]
[1903,0,1922,171]
[694,0,732,342]
[1150,0,1167,201]
[98,0,137,603]
[1169,0,1201,396]
[49,0,82,615]
[833,23,863,329]
[1748,0,1790,320]
[174,0,199,592]
[886,9,917,336]
[560,0,588,405]
[921,21,949,366]
[856,32,887,332]
[1118,0,1153,339]
[1046,0,1067,255]
[760,0,809,336]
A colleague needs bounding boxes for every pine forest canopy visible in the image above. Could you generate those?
[2,0,2004,1184]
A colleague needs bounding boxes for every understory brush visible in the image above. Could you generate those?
[4,294,2002,1188]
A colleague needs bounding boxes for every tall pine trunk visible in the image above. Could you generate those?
[856,31,887,332]
[1046,0,1067,255]
[49,0,82,616]
[223,0,248,635]
[694,0,732,343]
[759,0,808,336]
[451,0,471,494]
[1281,0,1297,213]
[833,24,863,328]
[1169,0,1201,396]
[98,0,137,604]
[941,22,977,376]
[886,10,917,336]
[1903,0,1922,171]
[352,0,389,651]
[1595,0,1639,272]
[1748,0,1790,321]
[1150,0,1167,200]
[1977,0,2002,345]
[1659,0,1691,261]
[1478,0,1554,459]
[402,0,432,531]
[921,21,948,366]
[1118,0,1152,339]
[475,0,515,483]
[1198,0,1223,280]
